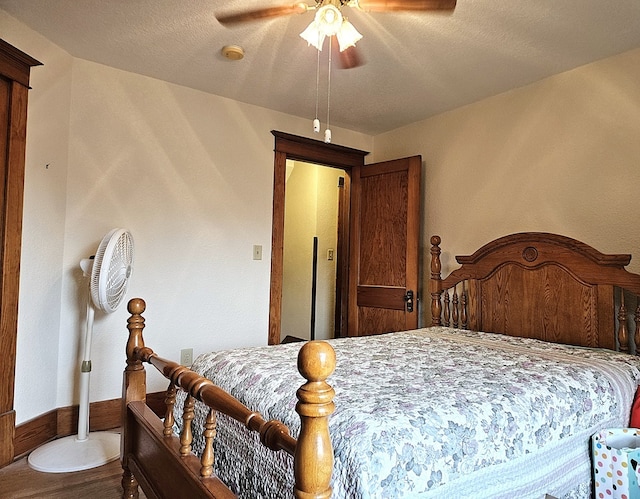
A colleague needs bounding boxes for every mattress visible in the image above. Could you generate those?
[174,327,640,498]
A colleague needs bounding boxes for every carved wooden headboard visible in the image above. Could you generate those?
[429,233,640,352]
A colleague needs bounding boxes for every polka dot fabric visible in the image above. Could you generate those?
[593,428,640,499]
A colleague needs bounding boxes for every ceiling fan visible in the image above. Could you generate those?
[216,0,457,69]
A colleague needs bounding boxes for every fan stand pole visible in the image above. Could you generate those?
[77,299,93,441]
[27,285,120,473]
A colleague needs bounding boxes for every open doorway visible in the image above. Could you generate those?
[268,131,368,345]
[281,160,346,342]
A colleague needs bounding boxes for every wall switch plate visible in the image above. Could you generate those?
[180,348,193,366]
[253,244,262,260]
[327,249,334,261]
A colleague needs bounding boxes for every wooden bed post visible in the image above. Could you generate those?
[121,298,148,499]
[636,301,640,355]
[295,341,336,499]
[430,235,443,326]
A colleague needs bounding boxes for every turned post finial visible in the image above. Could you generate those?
[430,235,443,326]
[126,298,146,370]
[297,341,336,382]
[128,297,146,315]
[295,341,336,499]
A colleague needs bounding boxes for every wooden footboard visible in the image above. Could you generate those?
[121,298,336,499]
[429,233,640,352]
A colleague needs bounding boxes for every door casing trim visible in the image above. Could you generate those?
[268,131,369,345]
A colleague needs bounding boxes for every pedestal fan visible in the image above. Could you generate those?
[28,228,134,473]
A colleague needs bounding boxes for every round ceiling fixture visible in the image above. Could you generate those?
[221,45,244,61]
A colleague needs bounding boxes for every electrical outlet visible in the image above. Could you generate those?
[180,348,193,366]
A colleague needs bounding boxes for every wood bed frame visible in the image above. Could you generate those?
[121,298,336,499]
[121,232,640,499]
[429,232,640,350]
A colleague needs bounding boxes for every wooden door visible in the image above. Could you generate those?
[348,156,421,336]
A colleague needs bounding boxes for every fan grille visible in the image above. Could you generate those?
[90,229,134,313]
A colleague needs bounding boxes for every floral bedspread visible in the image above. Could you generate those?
[176,327,640,498]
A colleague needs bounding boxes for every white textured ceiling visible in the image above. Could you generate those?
[2,0,640,135]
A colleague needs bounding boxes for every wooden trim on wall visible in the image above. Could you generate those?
[268,149,287,346]
[0,39,41,467]
[0,40,42,87]
[12,392,166,461]
[13,410,57,459]
[13,398,121,459]
[56,398,122,437]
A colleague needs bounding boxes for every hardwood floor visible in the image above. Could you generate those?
[0,455,147,498]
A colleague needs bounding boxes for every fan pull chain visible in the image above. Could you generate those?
[313,33,321,134]
[324,36,332,143]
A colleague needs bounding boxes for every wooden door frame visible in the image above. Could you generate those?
[268,131,369,345]
[0,40,41,467]
[334,175,348,338]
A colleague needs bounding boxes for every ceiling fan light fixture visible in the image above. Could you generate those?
[336,19,362,51]
[301,4,358,51]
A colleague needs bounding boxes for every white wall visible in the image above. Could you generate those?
[282,162,317,340]
[2,10,72,425]
[2,10,373,424]
[373,48,640,325]
[314,166,342,340]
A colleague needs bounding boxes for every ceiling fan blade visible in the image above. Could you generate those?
[216,3,309,25]
[333,41,365,70]
[355,0,456,12]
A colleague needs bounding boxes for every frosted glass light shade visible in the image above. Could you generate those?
[300,20,326,50]
[336,20,362,51]
[301,4,360,52]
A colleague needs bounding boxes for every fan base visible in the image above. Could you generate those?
[28,431,120,473]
